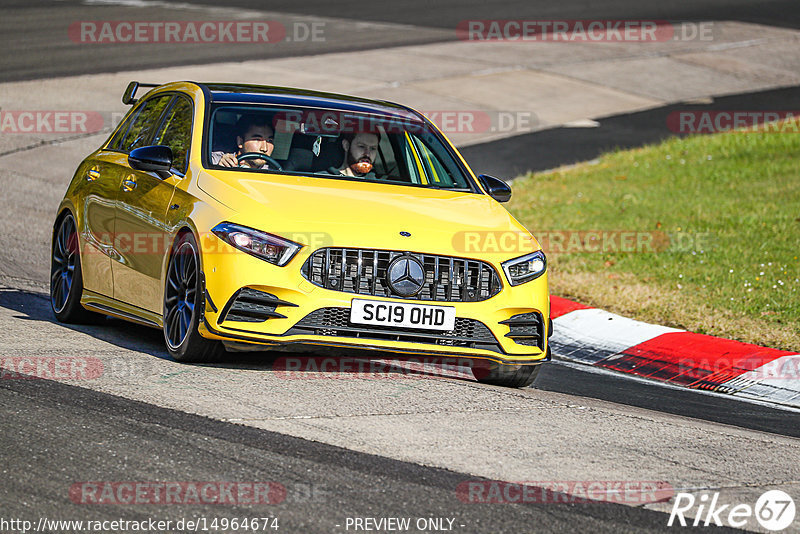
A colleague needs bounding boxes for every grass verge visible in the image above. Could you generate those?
[508,124,800,350]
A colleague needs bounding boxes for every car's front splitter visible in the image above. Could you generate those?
[200,317,549,366]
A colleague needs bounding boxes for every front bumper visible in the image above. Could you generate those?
[199,241,550,365]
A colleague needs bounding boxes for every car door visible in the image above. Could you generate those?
[107,93,177,312]
[76,98,162,297]
[112,94,193,314]
[75,155,121,298]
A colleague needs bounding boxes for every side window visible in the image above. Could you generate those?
[108,109,137,150]
[118,95,172,153]
[408,132,468,189]
[401,133,424,185]
[153,97,193,174]
[410,134,454,186]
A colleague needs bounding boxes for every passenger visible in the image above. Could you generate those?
[329,131,379,178]
[211,115,275,169]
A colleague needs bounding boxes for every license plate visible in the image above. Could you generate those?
[350,299,456,331]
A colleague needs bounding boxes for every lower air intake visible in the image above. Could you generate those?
[500,312,545,349]
[220,287,296,323]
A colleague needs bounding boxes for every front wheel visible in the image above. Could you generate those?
[474,361,542,388]
[163,232,224,362]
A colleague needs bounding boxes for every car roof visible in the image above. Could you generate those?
[198,83,424,122]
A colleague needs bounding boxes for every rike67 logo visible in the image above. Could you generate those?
[668,490,795,531]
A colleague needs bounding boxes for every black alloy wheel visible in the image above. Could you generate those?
[50,213,102,323]
[163,232,223,362]
[164,239,197,349]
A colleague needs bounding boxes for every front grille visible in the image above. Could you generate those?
[500,312,545,349]
[286,307,502,352]
[301,248,502,302]
[220,287,297,323]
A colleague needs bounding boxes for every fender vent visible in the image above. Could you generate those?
[500,312,545,349]
[220,287,296,323]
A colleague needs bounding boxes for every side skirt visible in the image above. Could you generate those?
[81,290,163,329]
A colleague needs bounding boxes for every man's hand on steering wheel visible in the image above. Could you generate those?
[236,152,283,170]
[216,152,240,167]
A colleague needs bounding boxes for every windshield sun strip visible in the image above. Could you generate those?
[404,131,428,185]
[206,104,478,190]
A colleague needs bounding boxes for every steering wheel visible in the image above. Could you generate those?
[237,152,283,171]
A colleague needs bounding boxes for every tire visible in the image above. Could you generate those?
[50,212,104,324]
[474,361,542,388]
[163,231,224,362]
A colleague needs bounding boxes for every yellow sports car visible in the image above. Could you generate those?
[51,81,550,387]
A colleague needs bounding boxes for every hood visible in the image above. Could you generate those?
[198,170,540,259]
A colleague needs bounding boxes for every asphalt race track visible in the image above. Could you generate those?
[0,287,796,532]
[3,0,800,82]
[1,1,800,533]
[1,369,740,534]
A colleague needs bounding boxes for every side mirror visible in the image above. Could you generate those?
[129,145,173,179]
[478,174,512,202]
[122,81,139,105]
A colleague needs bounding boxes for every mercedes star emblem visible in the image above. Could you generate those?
[386,256,425,297]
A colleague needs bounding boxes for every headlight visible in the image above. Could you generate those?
[502,250,546,285]
[212,222,301,266]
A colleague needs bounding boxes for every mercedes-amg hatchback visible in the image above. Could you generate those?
[51,81,550,387]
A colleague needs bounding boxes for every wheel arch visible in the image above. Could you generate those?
[52,204,81,273]
[53,202,77,236]
[161,221,206,309]
[163,224,200,280]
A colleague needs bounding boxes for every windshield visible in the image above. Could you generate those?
[206,104,474,191]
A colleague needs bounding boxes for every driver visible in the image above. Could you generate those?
[211,115,275,169]
[329,131,379,178]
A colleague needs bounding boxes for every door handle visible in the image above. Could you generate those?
[85,169,100,182]
[122,178,137,192]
